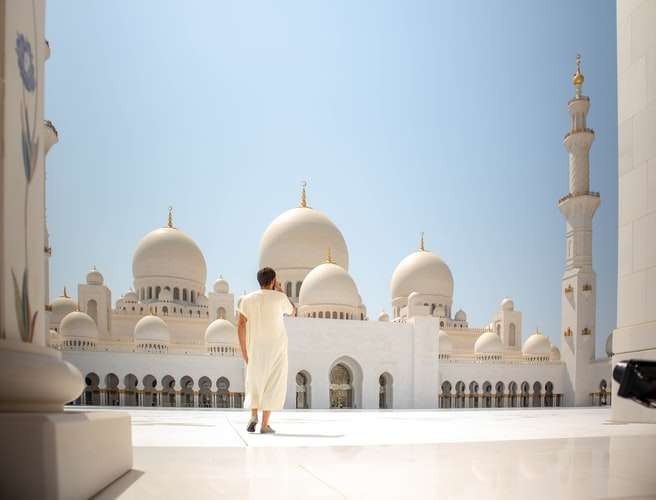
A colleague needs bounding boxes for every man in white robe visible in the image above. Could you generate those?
[237,267,296,433]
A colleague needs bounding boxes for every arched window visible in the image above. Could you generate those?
[318,312,323,318]
[508,381,518,407]
[599,379,608,406]
[183,289,188,302]
[469,381,479,408]
[198,376,212,408]
[455,381,466,408]
[330,364,353,409]
[83,372,100,405]
[339,312,344,319]
[296,281,302,297]
[180,376,194,408]
[520,381,530,407]
[140,288,145,300]
[105,373,120,406]
[285,282,292,297]
[217,377,230,408]
[161,375,176,407]
[190,290,196,303]
[332,311,338,319]
[217,307,226,320]
[124,374,139,407]
[496,323,501,336]
[142,374,158,407]
[148,287,153,299]
[545,381,554,407]
[173,288,180,300]
[162,306,168,315]
[86,299,98,324]
[482,381,492,408]
[155,286,161,299]
[509,323,517,346]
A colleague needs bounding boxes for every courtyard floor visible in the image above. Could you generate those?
[87,407,656,499]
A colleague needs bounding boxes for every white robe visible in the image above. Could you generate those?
[237,289,293,410]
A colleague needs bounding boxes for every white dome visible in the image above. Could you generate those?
[550,345,561,361]
[605,332,613,358]
[60,311,98,338]
[501,298,514,311]
[454,309,467,321]
[123,289,138,303]
[438,330,453,352]
[205,319,236,344]
[213,276,229,294]
[390,250,454,300]
[86,266,104,285]
[522,331,551,355]
[259,207,348,271]
[475,330,504,354]
[378,311,390,322]
[299,262,359,307]
[132,227,207,286]
[51,293,77,317]
[134,315,170,343]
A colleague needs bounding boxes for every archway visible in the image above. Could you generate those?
[329,356,362,409]
[532,382,542,407]
[296,371,311,409]
[469,381,479,408]
[124,374,138,406]
[440,381,452,409]
[599,379,608,406]
[161,375,176,407]
[378,372,393,409]
[142,374,158,407]
[87,299,98,324]
[482,381,492,408]
[494,381,505,408]
[455,381,466,408]
[508,381,518,407]
[199,376,212,407]
[181,376,194,407]
[545,381,554,407]
[84,372,100,405]
[216,376,230,407]
[105,373,120,406]
[520,381,530,407]
[509,323,517,346]
[217,307,226,320]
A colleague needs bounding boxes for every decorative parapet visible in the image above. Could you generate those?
[558,191,601,205]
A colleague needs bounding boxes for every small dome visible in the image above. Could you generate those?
[550,345,561,361]
[123,289,138,303]
[522,331,551,355]
[299,262,360,307]
[60,311,98,338]
[378,311,390,322]
[205,319,236,344]
[475,330,504,354]
[605,332,613,358]
[213,276,229,294]
[501,298,514,311]
[50,291,77,317]
[390,250,454,300]
[438,330,453,352]
[454,309,467,321]
[134,315,170,343]
[86,266,104,285]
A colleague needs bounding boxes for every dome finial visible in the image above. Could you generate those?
[572,53,584,98]
[419,232,425,251]
[300,181,308,208]
[326,247,334,264]
[167,206,174,228]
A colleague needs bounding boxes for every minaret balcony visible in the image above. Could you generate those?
[563,128,594,144]
[558,191,600,205]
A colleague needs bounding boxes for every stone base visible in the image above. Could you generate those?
[0,411,133,500]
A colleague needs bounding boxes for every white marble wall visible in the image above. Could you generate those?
[613,0,656,423]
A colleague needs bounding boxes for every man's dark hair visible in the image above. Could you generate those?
[257,267,276,288]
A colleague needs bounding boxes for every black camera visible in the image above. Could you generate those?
[613,359,656,408]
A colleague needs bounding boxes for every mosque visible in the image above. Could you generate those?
[47,58,611,410]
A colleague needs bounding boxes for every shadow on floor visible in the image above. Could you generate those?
[92,469,145,499]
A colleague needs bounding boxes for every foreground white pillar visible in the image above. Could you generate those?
[0,1,133,498]
[612,0,656,423]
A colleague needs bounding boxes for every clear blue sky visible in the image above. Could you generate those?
[45,1,617,357]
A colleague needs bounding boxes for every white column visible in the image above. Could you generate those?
[612,0,656,423]
[0,4,132,498]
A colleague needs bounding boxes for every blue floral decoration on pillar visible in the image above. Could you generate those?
[16,33,36,92]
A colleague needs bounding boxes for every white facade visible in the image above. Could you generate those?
[47,71,613,410]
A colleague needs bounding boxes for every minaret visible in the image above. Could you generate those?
[559,55,600,406]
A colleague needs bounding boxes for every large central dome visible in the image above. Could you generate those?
[132,225,207,287]
[259,206,348,271]
[390,248,454,300]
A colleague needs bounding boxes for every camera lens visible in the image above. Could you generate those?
[613,362,626,384]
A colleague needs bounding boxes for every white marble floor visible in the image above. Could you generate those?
[88,407,656,499]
